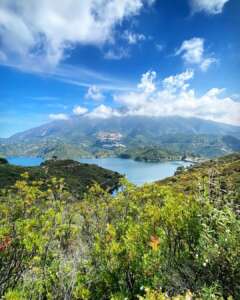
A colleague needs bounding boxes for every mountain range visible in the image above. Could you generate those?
[1,116,240,158]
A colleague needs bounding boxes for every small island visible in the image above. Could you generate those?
[118,146,184,162]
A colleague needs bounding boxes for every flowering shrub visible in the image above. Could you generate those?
[0,176,239,299]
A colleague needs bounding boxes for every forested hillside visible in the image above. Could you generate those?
[0,153,239,299]
[118,146,181,162]
[0,158,121,196]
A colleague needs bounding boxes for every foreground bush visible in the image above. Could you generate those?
[0,176,239,299]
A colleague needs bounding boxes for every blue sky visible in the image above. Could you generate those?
[0,0,240,137]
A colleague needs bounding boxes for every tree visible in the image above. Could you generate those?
[0,157,8,165]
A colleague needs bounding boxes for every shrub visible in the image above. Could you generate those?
[0,177,239,299]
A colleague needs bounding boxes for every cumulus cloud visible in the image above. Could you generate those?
[85,85,105,101]
[0,0,154,69]
[123,30,146,44]
[87,104,121,119]
[137,71,157,93]
[53,70,240,125]
[190,0,230,15]
[162,69,194,91]
[73,106,88,115]
[176,38,217,71]
[112,70,240,125]
[49,113,69,121]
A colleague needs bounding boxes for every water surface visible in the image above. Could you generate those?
[79,157,191,185]
[7,156,43,166]
[7,156,191,185]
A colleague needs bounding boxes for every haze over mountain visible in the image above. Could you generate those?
[7,116,240,143]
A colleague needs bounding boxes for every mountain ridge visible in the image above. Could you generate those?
[4,116,240,142]
[1,116,240,158]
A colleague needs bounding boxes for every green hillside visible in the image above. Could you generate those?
[119,146,182,162]
[0,158,121,196]
[2,133,239,160]
[157,153,240,213]
[158,152,240,191]
[0,153,239,299]
[0,140,92,159]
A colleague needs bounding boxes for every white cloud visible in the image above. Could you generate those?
[104,48,129,60]
[51,64,135,92]
[49,113,69,120]
[73,106,88,115]
[0,0,154,69]
[85,85,105,101]
[176,37,217,71]
[155,43,164,52]
[231,93,240,101]
[113,70,240,125]
[190,0,230,14]
[0,50,7,62]
[200,57,218,72]
[163,69,194,91]
[176,38,204,64]
[123,30,146,44]
[137,71,156,93]
[87,104,121,119]
[48,70,240,125]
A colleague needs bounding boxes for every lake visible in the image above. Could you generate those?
[80,158,191,185]
[7,156,191,186]
[7,156,44,166]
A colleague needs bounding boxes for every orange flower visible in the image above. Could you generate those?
[0,236,12,252]
[149,235,160,251]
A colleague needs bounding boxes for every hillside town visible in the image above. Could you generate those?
[97,132,126,149]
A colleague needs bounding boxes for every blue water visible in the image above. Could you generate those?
[79,157,191,185]
[7,156,44,167]
[7,156,191,185]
